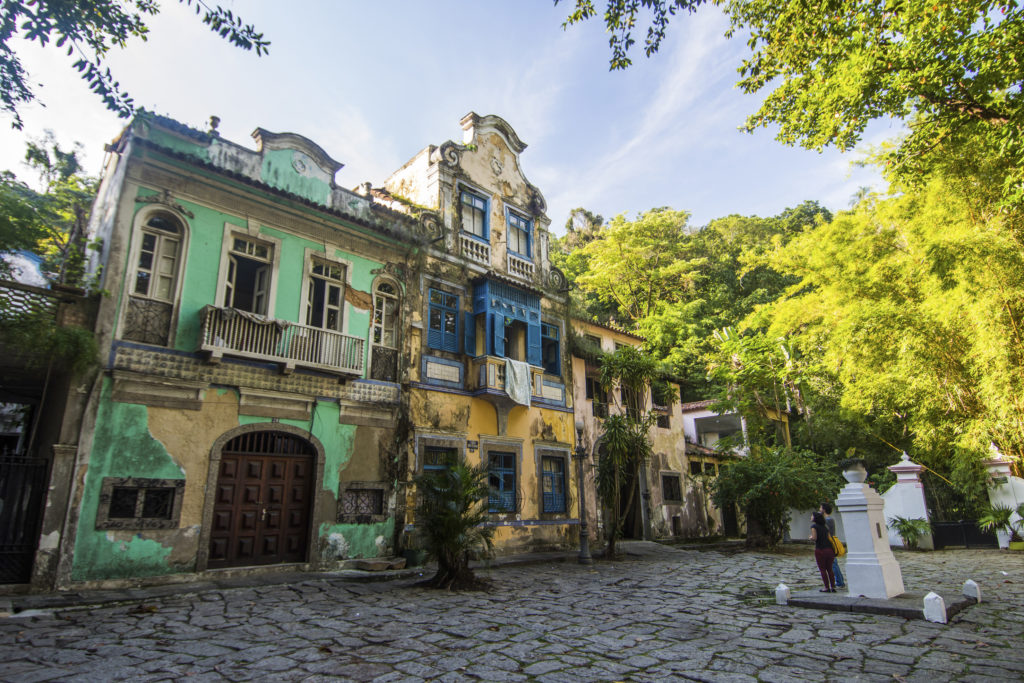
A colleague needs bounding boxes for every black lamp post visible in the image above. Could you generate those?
[575,419,593,564]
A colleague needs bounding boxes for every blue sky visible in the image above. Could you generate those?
[0,1,896,232]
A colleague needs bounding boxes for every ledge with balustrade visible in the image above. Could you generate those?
[197,305,365,379]
[460,234,490,267]
[466,355,565,405]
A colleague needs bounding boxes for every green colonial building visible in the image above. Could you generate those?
[57,113,429,584]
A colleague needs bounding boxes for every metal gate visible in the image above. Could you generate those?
[0,452,50,583]
[923,470,997,549]
[932,521,998,549]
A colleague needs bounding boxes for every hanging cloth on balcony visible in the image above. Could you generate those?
[219,306,291,329]
[504,358,531,407]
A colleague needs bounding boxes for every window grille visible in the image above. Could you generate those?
[341,489,384,516]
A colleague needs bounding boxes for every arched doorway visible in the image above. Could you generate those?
[208,430,316,569]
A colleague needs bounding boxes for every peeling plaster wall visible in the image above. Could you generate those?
[71,378,189,581]
[123,188,381,361]
[570,322,730,542]
[73,381,394,582]
[408,389,577,555]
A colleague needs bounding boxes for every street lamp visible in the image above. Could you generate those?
[575,419,593,564]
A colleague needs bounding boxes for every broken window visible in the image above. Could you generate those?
[662,474,683,502]
[224,235,273,315]
[305,257,345,331]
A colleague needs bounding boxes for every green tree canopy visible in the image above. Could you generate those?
[0,135,97,285]
[1,1,268,128]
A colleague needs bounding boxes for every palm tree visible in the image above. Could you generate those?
[595,345,659,556]
[413,463,495,589]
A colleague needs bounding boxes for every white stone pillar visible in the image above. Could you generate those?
[983,446,1024,549]
[836,463,905,598]
[883,452,934,549]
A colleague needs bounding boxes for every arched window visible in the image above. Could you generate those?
[370,280,400,381]
[133,212,182,302]
[122,210,187,346]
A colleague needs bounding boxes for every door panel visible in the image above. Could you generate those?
[208,432,314,569]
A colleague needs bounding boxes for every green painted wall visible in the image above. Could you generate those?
[71,378,185,581]
[261,149,330,206]
[123,188,385,355]
[319,520,394,560]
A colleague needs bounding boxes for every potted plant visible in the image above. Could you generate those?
[978,503,1024,550]
[887,516,932,549]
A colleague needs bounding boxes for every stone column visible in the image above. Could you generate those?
[883,452,934,549]
[983,446,1024,548]
[30,443,78,591]
[836,462,905,598]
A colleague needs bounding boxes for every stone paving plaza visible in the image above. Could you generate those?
[2,543,1023,682]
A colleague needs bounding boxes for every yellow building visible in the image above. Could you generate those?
[571,320,742,543]
[381,114,578,555]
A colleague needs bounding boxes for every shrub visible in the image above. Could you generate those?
[711,446,842,548]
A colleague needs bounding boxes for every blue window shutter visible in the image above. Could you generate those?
[427,312,441,350]
[526,323,542,366]
[492,312,505,357]
[444,312,458,352]
[464,312,475,357]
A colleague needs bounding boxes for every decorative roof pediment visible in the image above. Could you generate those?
[251,129,344,180]
[460,113,527,154]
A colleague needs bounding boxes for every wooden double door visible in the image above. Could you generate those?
[208,431,315,569]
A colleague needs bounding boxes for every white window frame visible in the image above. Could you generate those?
[372,276,401,350]
[118,205,191,345]
[214,222,282,319]
[298,247,354,334]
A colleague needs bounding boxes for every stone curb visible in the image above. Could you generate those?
[787,589,977,620]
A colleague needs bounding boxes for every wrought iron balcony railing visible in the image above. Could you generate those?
[198,305,365,377]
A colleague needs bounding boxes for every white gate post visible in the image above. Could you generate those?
[983,445,1024,549]
[883,453,934,549]
[836,462,905,598]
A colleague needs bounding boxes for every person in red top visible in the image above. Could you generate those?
[810,511,837,592]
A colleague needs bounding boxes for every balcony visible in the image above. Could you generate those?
[460,234,490,267]
[198,305,365,377]
[507,253,535,281]
[467,355,565,405]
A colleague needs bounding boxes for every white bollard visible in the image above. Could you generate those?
[962,579,981,603]
[923,591,947,623]
[775,583,791,605]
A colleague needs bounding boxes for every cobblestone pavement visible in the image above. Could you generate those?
[2,544,1023,682]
